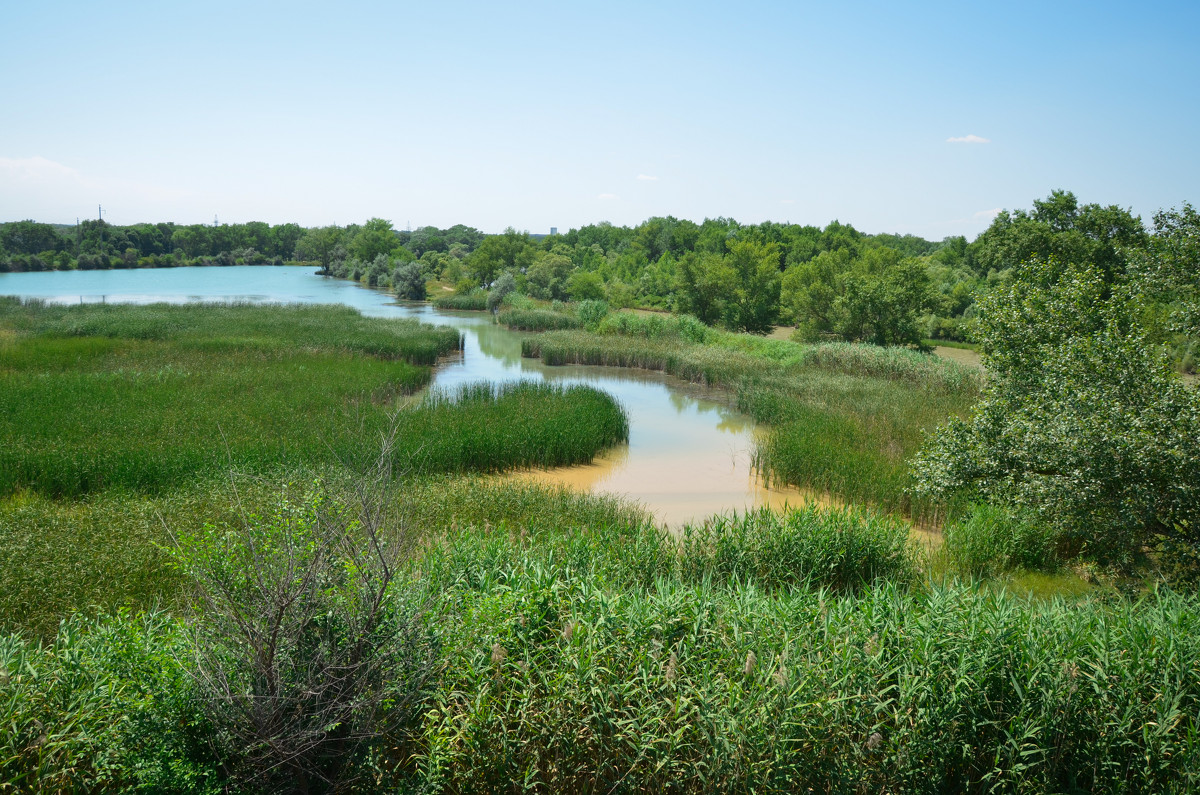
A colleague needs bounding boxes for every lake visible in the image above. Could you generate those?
[0,266,810,526]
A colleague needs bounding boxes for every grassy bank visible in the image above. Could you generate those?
[523,323,981,518]
[5,480,1198,793]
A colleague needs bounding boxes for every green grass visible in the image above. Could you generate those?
[414,512,1200,794]
[496,306,582,331]
[431,290,487,311]
[678,504,917,593]
[5,478,1200,792]
[0,302,628,498]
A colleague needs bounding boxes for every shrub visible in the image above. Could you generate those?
[498,307,582,331]
[943,503,1060,578]
[679,504,916,592]
[575,299,610,330]
[433,289,487,311]
[169,473,436,793]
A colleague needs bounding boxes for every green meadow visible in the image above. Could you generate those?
[4,298,1199,793]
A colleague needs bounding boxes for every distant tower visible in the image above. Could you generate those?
[214,214,219,227]
[550,227,557,235]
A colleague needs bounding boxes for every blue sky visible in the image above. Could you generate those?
[2,0,1196,239]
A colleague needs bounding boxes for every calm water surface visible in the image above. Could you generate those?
[0,266,809,526]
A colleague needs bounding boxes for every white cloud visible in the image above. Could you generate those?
[946,134,991,144]
[636,174,659,181]
[974,208,1002,219]
[781,199,796,204]
[0,156,84,183]
[597,193,619,200]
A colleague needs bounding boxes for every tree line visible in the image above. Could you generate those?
[3,191,1194,368]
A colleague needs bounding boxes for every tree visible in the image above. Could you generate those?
[467,228,534,287]
[392,261,427,300]
[567,270,605,302]
[722,238,781,334]
[348,218,399,263]
[912,258,1200,570]
[780,248,851,334]
[1130,203,1200,338]
[972,190,1146,280]
[487,272,516,313]
[294,226,344,273]
[525,251,574,301]
[0,220,67,255]
[673,251,732,326]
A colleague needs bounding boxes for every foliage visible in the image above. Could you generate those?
[486,272,515,313]
[0,303,633,499]
[431,289,487,311]
[972,189,1146,281]
[0,302,455,497]
[679,504,916,592]
[418,524,1200,794]
[391,261,427,300]
[942,504,1060,578]
[595,310,712,343]
[1130,202,1200,338]
[574,298,610,330]
[169,472,434,793]
[913,258,1200,569]
[721,238,781,333]
[782,247,935,346]
[497,307,582,331]
[0,611,222,793]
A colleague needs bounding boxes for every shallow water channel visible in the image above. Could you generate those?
[1,266,810,526]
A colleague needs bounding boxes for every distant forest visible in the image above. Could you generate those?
[2,191,1194,367]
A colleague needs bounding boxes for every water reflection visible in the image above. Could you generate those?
[0,267,813,526]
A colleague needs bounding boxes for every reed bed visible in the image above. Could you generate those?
[0,299,463,364]
[678,504,917,592]
[496,307,582,331]
[432,291,488,311]
[6,486,1200,793]
[0,304,624,498]
[416,517,1200,794]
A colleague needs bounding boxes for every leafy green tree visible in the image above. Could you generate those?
[912,258,1200,569]
[780,248,852,334]
[673,251,732,325]
[348,218,399,263]
[0,220,67,255]
[1131,203,1200,338]
[525,251,574,301]
[294,226,344,273]
[392,262,427,300]
[468,228,534,287]
[269,223,304,260]
[567,270,606,302]
[838,250,934,346]
[973,190,1146,280]
[722,238,781,334]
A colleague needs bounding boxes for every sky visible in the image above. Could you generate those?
[1,0,1197,239]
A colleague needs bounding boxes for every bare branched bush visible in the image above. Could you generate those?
[169,423,434,793]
